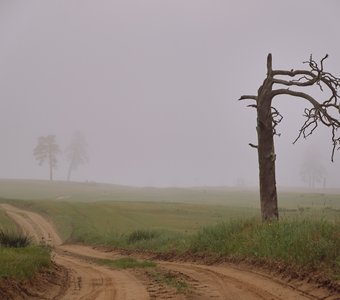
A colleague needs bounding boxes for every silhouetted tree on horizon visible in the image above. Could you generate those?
[240,54,340,221]
[300,153,326,189]
[33,135,60,181]
[66,131,88,181]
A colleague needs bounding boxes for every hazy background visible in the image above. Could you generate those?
[0,0,339,188]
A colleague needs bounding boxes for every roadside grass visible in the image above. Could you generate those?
[0,246,51,279]
[0,228,52,280]
[0,230,31,248]
[107,229,189,252]
[127,229,159,243]
[95,257,156,269]
[0,234,52,280]
[190,218,340,278]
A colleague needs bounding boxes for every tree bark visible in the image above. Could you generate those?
[256,54,279,221]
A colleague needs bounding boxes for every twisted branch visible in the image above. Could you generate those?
[239,54,340,161]
[271,106,283,136]
[271,55,340,161]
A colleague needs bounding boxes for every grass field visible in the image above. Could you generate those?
[0,179,339,208]
[0,198,260,249]
[0,180,339,247]
[0,179,339,280]
[0,246,51,279]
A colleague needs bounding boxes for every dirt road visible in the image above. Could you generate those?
[1,204,338,300]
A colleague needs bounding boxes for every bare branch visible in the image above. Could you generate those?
[273,76,318,87]
[320,54,328,71]
[271,89,321,107]
[273,55,340,161]
[239,95,257,101]
[249,143,258,149]
[273,55,340,100]
[271,106,283,136]
[240,54,340,162]
[303,54,328,73]
[292,107,319,144]
[272,69,315,78]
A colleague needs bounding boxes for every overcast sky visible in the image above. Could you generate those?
[0,0,339,188]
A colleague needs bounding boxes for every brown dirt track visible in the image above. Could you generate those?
[1,203,339,300]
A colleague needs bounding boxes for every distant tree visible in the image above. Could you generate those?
[240,54,340,221]
[33,135,60,181]
[66,132,88,181]
[300,155,326,189]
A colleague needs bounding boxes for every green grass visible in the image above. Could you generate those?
[96,257,156,269]
[0,179,339,281]
[127,230,159,243]
[190,218,340,278]
[0,230,31,248]
[112,230,188,252]
[0,246,51,279]
[2,194,339,254]
[0,198,259,247]
[0,218,52,280]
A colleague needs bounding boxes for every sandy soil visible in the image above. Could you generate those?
[1,203,339,300]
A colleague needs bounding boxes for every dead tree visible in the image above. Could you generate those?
[240,54,340,221]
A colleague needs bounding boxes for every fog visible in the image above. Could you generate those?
[1,0,339,188]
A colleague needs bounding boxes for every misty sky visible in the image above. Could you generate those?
[1,1,339,187]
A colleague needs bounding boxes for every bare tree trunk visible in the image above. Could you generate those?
[49,159,53,181]
[256,54,279,221]
[67,162,73,181]
[257,101,278,220]
[48,148,53,181]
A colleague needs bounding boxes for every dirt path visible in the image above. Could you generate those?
[1,204,338,300]
[0,204,148,300]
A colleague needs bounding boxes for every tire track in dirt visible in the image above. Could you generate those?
[2,204,62,246]
[161,262,299,300]
[1,203,338,300]
[0,204,149,300]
